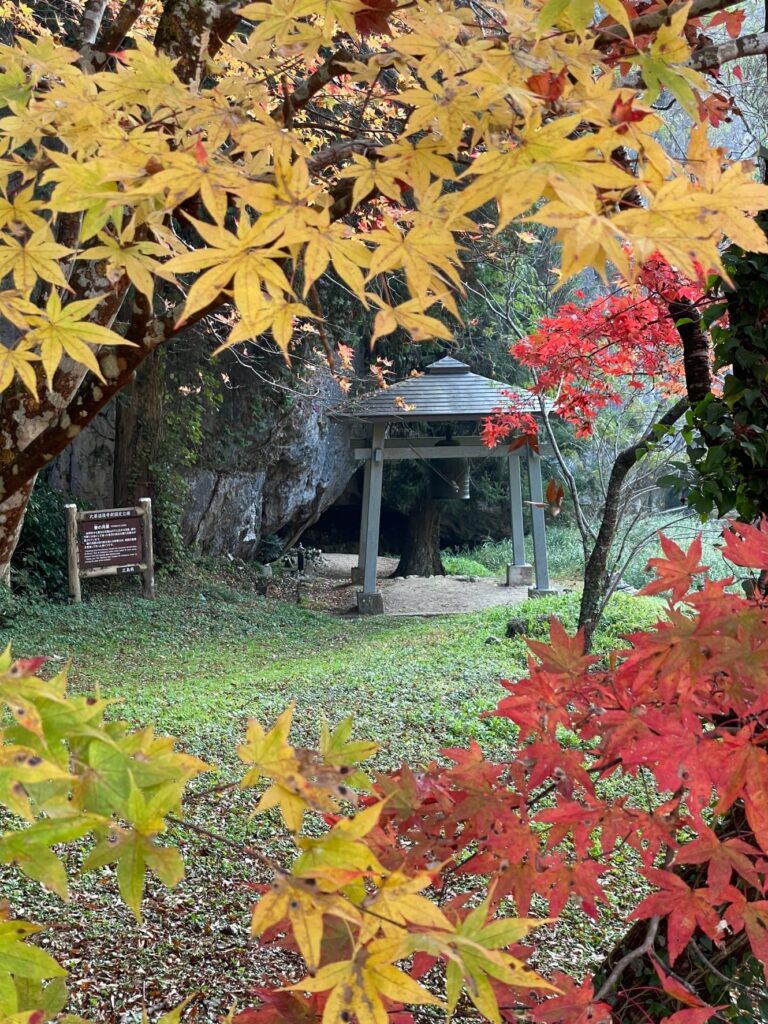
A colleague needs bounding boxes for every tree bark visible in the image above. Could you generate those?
[0,478,36,587]
[671,297,713,406]
[394,501,445,577]
[578,399,688,649]
[153,0,242,85]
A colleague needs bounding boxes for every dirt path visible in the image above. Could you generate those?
[295,553,531,616]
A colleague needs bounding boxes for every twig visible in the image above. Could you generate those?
[167,814,277,871]
[594,915,660,1002]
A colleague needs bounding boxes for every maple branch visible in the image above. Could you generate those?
[593,916,661,1003]
[278,49,356,122]
[76,0,110,70]
[670,297,712,405]
[153,0,243,85]
[77,0,108,47]
[92,0,147,65]
[690,29,768,70]
[594,0,743,48]
[308,138,384,173]
[688,939,764,998]
[535,389,597,552]
[167,814,276,871]
[578,398,689,647]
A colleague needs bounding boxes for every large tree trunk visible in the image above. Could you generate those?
[0,479,36,587]
[394,501,445,577]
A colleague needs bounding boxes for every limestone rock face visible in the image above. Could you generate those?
[261,378,356,541]
[47,404,116,509]
[49,361,357,560]
[181,468,267,557]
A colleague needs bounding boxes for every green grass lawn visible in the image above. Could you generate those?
[1,577,663,1023]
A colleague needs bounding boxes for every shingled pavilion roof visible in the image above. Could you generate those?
[334,356,542,422]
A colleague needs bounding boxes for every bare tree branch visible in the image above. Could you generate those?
[595,0,744,48]
[691,29,768,70]
[278,49,356,122]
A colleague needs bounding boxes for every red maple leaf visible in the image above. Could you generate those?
[725,894,768,980]
[675,824,763,895]
[708,7,745,37]
[353,0,397,36]
[530,974,612,1023]
[527,616,598,676]
[630,869,722,964]
[720,517,768,570]
[661,1010,721,1024]
[640,533,709,604]
[611,94,648,133]
[526,69,567,101]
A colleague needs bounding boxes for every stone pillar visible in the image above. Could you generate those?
[527,451,554,596]
[351,456,372,586]
[357,423,385,614]
[506,451,533,587]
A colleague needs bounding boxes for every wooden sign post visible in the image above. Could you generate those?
[65,498,155,603]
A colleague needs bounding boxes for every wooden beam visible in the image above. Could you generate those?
[65,504,81,604]
[353,442,553,461]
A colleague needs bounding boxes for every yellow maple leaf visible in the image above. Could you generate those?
[251,872,361,974]
[0,339,39,395]
[24,291,131,385]
[370,296,454,343]
[79,228,167,302]
[0,184,45,231]
[359,870,453,942]
[302,219,371,300]
[129,147,245,225]
[0,226,72,295]
[340,154,405,210]
[168,214,290,325]
[367,221,462,302]
[286,935,445,1024]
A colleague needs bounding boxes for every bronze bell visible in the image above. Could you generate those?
[430,437,470,501]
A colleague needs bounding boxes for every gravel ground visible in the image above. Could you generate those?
[305,554,532,615]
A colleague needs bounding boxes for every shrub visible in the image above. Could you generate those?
[442,553,494,577]
[11,482,71,597]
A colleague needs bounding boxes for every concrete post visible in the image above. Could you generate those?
[506,452,533,587]
[357,423,386,614]
[352,455,372,586]
[527,451,553,595]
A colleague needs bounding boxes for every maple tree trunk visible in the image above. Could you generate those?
[113,349,166,507]
[672,296,713,406]
[394,501,445,577]
[153,0,242,85]
[578,399,688,649]
[0,478,36,588]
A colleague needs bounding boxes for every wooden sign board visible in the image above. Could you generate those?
[66,499,155,603]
